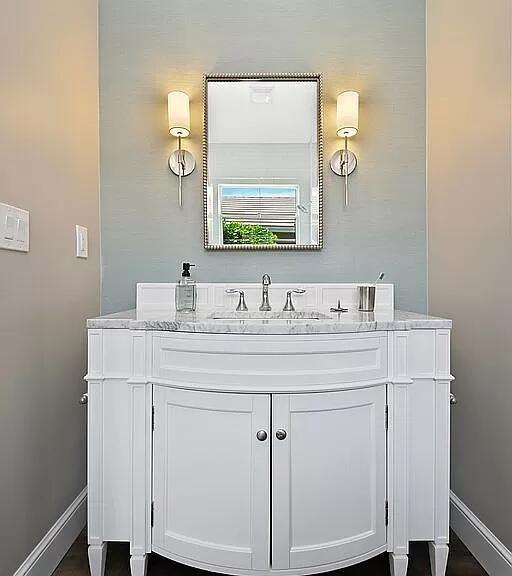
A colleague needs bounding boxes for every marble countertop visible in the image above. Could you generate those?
[87,308,451,335]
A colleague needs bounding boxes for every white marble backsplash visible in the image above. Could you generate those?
[136,282,395,313]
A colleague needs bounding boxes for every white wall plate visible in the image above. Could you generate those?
[0,202,30,252]
[76,225,88,258]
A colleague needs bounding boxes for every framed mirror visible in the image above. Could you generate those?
[203,73,323,250]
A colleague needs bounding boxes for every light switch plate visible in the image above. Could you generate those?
[76,225,88,258]
[0,203,29,252]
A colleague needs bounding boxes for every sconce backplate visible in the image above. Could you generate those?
[169,150,196,177]
[330,150,357,176]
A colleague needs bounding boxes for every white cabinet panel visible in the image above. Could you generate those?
[102,380,131,541]
[408,378,435,540]
[152,333,388,390]
[152,386,270,571]
[272,386,387,569]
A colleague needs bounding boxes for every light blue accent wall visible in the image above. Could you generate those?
[100,0,426,313]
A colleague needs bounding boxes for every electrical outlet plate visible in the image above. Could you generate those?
[0,203,29,252]
[76,225,88,258]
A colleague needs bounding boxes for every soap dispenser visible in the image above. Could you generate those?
[175,262,197,312]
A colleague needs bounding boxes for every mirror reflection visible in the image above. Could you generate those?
[204,75,322,250]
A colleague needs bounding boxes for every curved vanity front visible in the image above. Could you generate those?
[86,295,452,576]
[151,331,389,576]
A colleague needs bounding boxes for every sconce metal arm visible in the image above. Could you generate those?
[168,135,196,208]
[330,136,357,208]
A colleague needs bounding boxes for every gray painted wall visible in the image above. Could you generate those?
[428,0,512,550]
[100,0,426,313]
[0,1,99,573]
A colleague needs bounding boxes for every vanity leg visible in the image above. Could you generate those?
[130,554,148,576]
[428,542,449,576]
[389,552,409,576]
[88,543,107,576]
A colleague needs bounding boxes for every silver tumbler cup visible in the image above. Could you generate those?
[358,285,376,312]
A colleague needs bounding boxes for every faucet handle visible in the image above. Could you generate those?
[283,289,306,312]
[225,289,249,312]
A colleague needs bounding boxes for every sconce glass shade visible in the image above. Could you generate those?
[336,91,359,138]
[168,91,190,137]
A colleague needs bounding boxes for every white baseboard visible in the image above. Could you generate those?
[450,491,512,576]
[13,487,87,576]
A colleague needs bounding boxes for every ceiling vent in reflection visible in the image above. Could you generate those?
[250,84,274,104]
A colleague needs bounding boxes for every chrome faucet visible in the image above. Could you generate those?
[225,289,248,312]
[283,289,306,312]
[259,274,272,311]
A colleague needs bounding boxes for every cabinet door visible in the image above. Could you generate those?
[152,386,270,571]
[272,386,387,569]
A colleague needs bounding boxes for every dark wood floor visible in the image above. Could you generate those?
[53,529,487,576]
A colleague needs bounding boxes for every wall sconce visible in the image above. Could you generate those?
[168,91,195,207]
[330,90,359,207]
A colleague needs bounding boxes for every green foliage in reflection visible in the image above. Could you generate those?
[222,219,278,245]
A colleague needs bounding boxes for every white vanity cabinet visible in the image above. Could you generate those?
[86,287,452,576]
[151,386,387,574]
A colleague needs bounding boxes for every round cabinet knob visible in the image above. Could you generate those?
[256,430,268,442]
[79,393,88,405]
[450,393,457,405]
[276,429,287,441]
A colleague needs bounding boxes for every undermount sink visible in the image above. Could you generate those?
[208,310,330,322]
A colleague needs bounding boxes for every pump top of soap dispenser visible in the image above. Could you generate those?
[181,262,195,277]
